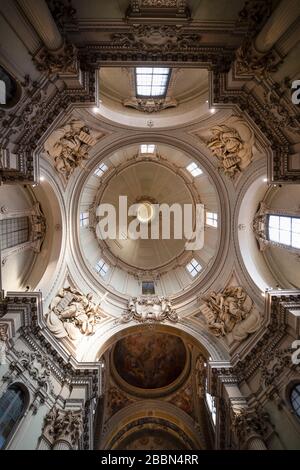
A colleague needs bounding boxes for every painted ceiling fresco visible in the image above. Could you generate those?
[113,332,187,389]
[115,429,187,450]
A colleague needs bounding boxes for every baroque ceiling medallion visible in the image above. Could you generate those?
[120,296,179,324]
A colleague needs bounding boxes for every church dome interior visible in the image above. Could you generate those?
[0,0,300,455]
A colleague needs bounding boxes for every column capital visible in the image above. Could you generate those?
[42,407,84,449]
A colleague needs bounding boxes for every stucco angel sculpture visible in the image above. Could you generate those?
[207,117,254,178]
[44,120,98,179]
[46,287,105,341]
[202,286,261,342]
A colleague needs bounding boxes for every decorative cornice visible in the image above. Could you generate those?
[235,0,273,37]
[232,291,300,382]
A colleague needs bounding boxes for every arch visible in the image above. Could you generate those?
[29,162,67,307]
[285,379,300,422]
[234,162,300,297]
[0,383,29,450]
[233,160,279,302]
[76,320,229,363]
[99,400,206,450]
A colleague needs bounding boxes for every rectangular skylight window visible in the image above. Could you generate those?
[95,259,109,277]
[186,258,202,277]
[206,212,218,228]
[140,144,156,154]
[80,212,89,228]
[94,163,108,177]
[136,68,170,98]
[269,215,300,249]
[186,162,203,177]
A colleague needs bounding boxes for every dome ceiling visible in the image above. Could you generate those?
[100,161,193,270]
[78,142,221,297]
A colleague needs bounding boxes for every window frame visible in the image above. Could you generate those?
[186,162,203,178]
[95,259,109,277]
[0,383,29,450]
[0,216,29,250]
[186,258,202,278]
[206,211,218,228]
[135,67,171,99]
[94,163,108,177]
[290,383,300,419]
[140,144,156,154]
[80,212,89,228]
[267,214,300,251]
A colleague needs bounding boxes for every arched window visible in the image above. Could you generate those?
[253,203,300,253]
[0,65,21,108]
[290,384,300,418]
[0,385,27,449]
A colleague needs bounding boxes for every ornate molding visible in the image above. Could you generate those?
[232,291,300,382]
[2,349,55,395]
[33,41,78,76]
[236,0,272,36]
[0,323,9,342]
[235,39,282,78]
[232,406,272,446]
[112,25,201,54]
[42,406,83,448]
[127,0,190,19]
[195,354,207,398]
[46,0,77,32]
[0,67,97,183]
[264,83,300,135]
[260,347,299,390]
[121,296,179,323]
[123,96,177,113]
